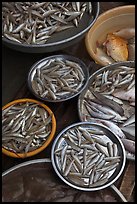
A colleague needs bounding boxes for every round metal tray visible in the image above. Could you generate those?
[27,54,89,102]
[78,61,135,161]
[2,2,100,53]
[51,122,126,191]
[2,158,127,202]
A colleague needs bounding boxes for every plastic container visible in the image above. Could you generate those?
[2,98,56,158]
[85,5,135,65]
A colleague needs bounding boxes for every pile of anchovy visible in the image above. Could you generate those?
[80,65,135,157]
[54,125,121,188]
[31,58,85,100]
[2,102,52,154]
[2,2,93,44]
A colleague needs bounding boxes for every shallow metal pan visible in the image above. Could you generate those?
[51,122,126,192]
[78,61,135,161]
[2,158,127,202]
[2,2,100,53]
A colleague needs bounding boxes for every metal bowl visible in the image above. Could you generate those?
[51,122,126,191]
[2,2,100,53]
[78,61,135,161]
[27,54,89,102]
[2,158,127,202]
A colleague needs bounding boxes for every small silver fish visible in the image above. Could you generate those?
[2,102,52,154]
[2,2,93,45]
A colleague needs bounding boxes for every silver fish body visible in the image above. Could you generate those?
[2,2,93,45]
